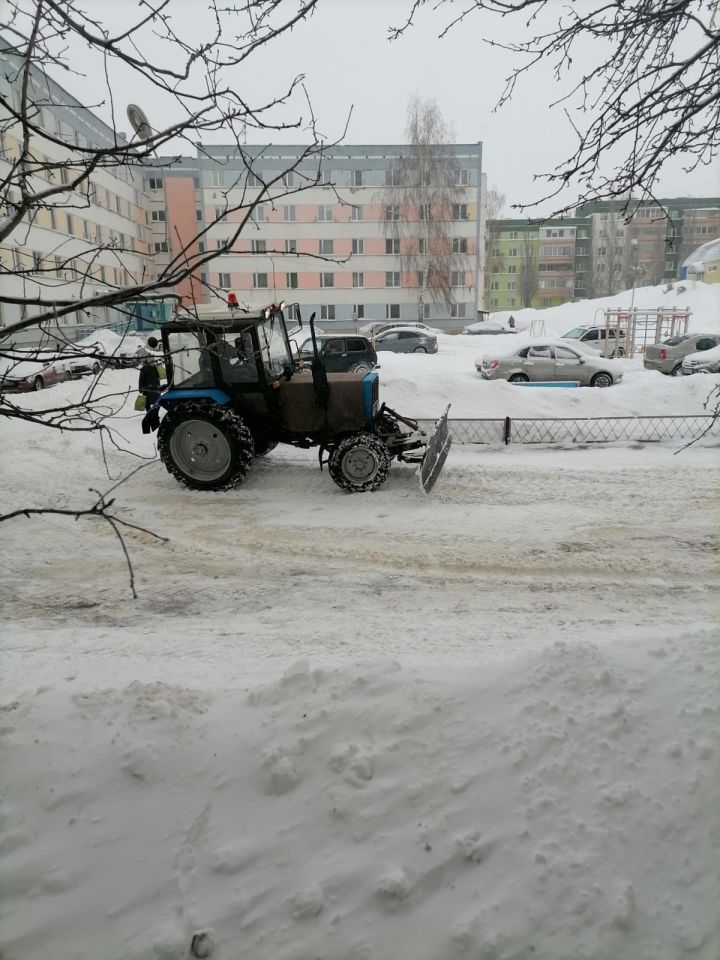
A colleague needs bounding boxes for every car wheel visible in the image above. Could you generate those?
[350,362,371,374]
[508,373,529,383]
[33,376,44,390]
[591,372,613,388]
[92,362,101,374]
[413,346,427,354]
[157,401,255,490]
[328,433,391,493]
[671,364,683,377]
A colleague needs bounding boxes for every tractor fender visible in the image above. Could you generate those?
[141,388,231,434]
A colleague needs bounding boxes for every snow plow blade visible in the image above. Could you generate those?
[419,405,452,494]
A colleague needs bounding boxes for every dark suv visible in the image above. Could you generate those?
[297,335,377,373]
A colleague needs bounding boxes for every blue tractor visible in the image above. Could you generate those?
[143,300,450,494]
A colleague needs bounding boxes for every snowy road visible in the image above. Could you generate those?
[2,372,719,960]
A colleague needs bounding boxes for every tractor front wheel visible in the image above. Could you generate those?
[328,433,391,493]
[158,402,255,491]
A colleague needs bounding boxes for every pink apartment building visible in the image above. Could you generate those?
[146,144,484,326]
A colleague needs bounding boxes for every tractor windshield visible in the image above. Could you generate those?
[166,331,215,388]
[257,310,292,379]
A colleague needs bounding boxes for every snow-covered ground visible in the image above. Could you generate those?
[2,303,719,959]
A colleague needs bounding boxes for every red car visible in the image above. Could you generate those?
[0,357,67,392]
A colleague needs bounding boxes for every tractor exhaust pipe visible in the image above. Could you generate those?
[308,311,329,405]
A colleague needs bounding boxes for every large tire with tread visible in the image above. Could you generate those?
[328,433,391,493]
[590,371,613,388]
[158,402,255,491]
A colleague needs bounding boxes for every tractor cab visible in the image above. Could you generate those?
[159,302,296,399]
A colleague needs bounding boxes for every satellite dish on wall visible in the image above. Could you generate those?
[127,103,153,142]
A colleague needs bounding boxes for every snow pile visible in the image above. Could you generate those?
[74,328,150,359]
[3,637,719,960]
[491,281,720,336]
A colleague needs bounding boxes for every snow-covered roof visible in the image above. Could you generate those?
[681,237,720,269]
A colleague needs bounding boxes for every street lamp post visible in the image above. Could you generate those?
[630,238,639,309]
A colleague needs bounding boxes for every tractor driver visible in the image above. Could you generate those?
[217,335,258,384]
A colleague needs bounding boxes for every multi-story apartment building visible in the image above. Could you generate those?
[150,143,484,325]
[487,198,720,312]
[0,50,153,345]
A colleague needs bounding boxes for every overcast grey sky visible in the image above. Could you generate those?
[56,0,720,216]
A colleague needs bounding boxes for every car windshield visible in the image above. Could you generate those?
[562,327,584,339]
[663,335,690,346]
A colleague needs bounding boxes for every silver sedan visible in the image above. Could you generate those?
[476,343,623,387]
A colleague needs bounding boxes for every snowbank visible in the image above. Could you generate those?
[491,280,720,336]
[3,637,719,960]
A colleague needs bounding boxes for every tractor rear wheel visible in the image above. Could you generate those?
[158,402,255,490]
[328,433,391,493]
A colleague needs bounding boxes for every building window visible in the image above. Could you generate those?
[385,303,400,320]
[451,271,464,287]
[253,273,268,288]
[418,238,427,255]
[385,204,400,222]
[283,205,296,221]
[352,272,364,287]
[151,209,166,222]
[385,271,400,287]
[508,247,518,257]
[247,173,261,187]
[452,238,468,254]
[490,280,500,291]
[507,264,517,273]
[285,239,297,254]
[450,303,467,319]
[54,255,63,276]
[418,203,431,220]
[351,205,362,221]
[385,168,401,186]
[251,206,265,223]
[154,241,169,253]
[218,272,231,287]
[385,238,400,255]
[318,205,333,221]
[320,304,335,320]
[193,176,200,188]
[199,241,205,253]
[319,239,334,255]
[320,272,334,288]
[353,304,365,320]
[283,171,295,187]
[351,170,363,187]
[452,204,469,220]
[196,209,203,221]
[32,250,42,271]
[251,239,266,253]
[507,280,516,290]
[66,213,74,234]
[455,169,470,186]
[352,238,364,255]
[286,273,298,289]
[417,271,425,287]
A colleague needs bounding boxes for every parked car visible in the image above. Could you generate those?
[360,320,442,337]
[297,335,377,373]
[0,357,68,392]
[644,333,719,376]
[463,319,516,335]
[561,324,627,357]
[476,342,623,387]
[681,343,720,376]
[374,328,439,354]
